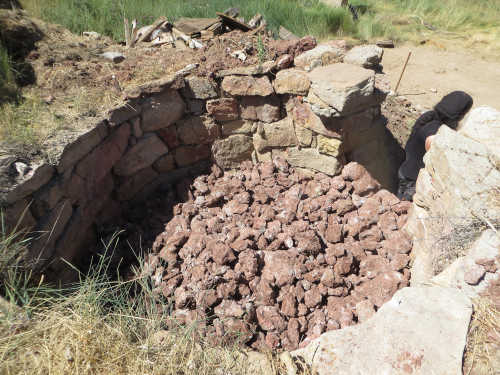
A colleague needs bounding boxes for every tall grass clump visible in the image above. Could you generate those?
[358,0,500,41]
[0,229,291,374]
[0,210,36,308]
[0,43,18,103]
[23,0,355,40]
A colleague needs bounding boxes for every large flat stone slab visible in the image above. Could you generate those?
[292,286,472,375]
[408,125,500,284]
[114,133,168,176]
[431,230,500,299]
[459,106,500,159]
[273,147,341,176]
[212,134,254,169]
[308,63,375,115]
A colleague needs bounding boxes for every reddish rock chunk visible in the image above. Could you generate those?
[304,287,322,308]
[256,306,286,332]
[206,98,239,121]
[209,241,236,265]
[281,293,298,317]
[148,159,412,351]
[326,215,343,243]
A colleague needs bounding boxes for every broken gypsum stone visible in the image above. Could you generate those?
[172,27,204,49]
[230,50,247,61]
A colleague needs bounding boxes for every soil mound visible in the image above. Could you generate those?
[146,158,412,350]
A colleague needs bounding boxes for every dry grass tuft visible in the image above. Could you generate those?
[0,229,305,375]
[0,276,300,375]
[464,298,500,375]
[0,303,252,374]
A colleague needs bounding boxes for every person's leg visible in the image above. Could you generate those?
[397,168,416,201]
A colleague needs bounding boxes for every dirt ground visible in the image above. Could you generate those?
[380,44,500,111]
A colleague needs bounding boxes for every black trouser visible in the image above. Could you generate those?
[397,168,416,201]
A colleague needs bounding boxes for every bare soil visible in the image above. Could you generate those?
[381,44,500,111]
[1,11,314,160]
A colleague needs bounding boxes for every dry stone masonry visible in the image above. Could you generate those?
[1,39,395,280]
[291,105,500,374]
[2,31,498,372]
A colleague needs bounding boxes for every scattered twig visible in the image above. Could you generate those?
[175,64,199,76]
[248,13,263,29]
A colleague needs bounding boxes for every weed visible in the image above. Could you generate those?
[0,210,33,306]
[257,34,267,64]
[22,0,356,40]
[21,0,500,44]
[357,0,500,42]
[0,43,18,103]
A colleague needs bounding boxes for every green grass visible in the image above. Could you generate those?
[22,0,356,40]
[0,43,18,103]
[356,0,500,41]
[20,0,500,45]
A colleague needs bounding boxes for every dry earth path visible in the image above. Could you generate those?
[380,45,500,110]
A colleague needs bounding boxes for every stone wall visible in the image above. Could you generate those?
[290,106,500,375]
[405,106,500,285]
[1,57,391,280]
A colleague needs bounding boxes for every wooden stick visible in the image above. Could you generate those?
[130,19,138,47]
[394,51,412,94]
[124,18,130,47]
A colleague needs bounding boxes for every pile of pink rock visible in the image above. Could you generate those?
[145,158,412,350]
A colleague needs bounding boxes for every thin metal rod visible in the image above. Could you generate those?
[395,50,412,94]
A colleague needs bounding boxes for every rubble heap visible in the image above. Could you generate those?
[146,158,412,350]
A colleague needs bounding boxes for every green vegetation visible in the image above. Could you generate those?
[356,0,500,42]
[21,0,500,43]
[0,43,18,103]
[22,0,356,40]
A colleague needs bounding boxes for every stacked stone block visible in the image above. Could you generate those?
[1,55,388,279]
